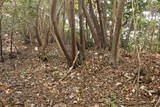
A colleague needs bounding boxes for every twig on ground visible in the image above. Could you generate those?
[120,101,151,106]
[154,96,160,107]
[0,99,5,107]
[60,51,80,81]
[49,100,53,107]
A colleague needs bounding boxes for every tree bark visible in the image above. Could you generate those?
[111,0,126,68]
[35,0,42,46]
[0,16,4,62]
[41,29,49,57]
[124,20,133,49]
[0,1,4,62]
[88,0,102,45]
[110,0,117,50]
[102,0,110,49]
[96,0,107,49]
[51,0,72,66]
[78,0,85,60]
[69,0,77,62]
[81,0,100,48]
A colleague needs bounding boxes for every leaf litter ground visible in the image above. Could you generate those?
[0,44,160,107]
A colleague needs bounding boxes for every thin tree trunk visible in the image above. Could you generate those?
[111,0,126,68]
[110,0,117,50]
[10,0,16,58]
[62,1,66,44]
[88,0,102,46]
[85,21,91,49]
[10,31,13,57]
[51,0,72,66]
[0,16,4,62]
[96,0,107,49]
[81,0,100,48]
[78,0,85,60]
[35,0,42,46]
[124,20,133,49]
[69,0,77,63]
[41,29,49,57]
[102,0,110,49]
[0,1,4,62]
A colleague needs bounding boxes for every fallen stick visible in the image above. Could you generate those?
[154,97,160,107]
[0,99,5,107]
[60,51,80,81]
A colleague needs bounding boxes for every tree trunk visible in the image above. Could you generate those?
[35,0,42,46]
[0,16,4,62]
[124,20,133,49]
[96,0,107,49]
[41,29,49,57]
[0,1,4,62]
[111,0,126,68]
[69,0,77,63]
[10,0,16,58]
[110,0,117,50]
[81,0,100,48]
[51,0,72,66]
[78,0,85,60]
[102,0,110,49]
[88,0,102,46]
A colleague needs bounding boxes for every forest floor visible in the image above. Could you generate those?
[0,38,160,107]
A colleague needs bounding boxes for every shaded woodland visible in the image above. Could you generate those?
[0,0,160,106]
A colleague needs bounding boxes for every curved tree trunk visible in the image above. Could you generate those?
[51,0,72,66]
